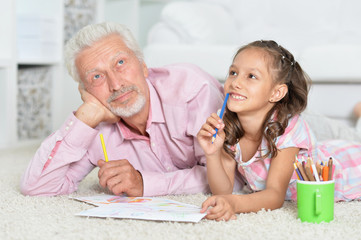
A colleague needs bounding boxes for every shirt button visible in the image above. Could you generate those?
[48,156,52,159]
[167,166,171,171]
[152,142,156,147]
[65,126,69,131]
[69,121,73,126]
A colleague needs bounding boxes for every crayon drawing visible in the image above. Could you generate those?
[72,195,206,222]
[71,194,153,206]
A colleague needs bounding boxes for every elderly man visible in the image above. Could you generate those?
[21,22,224,197]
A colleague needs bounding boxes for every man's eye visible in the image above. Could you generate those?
[93,74,101,80]
[117,59,124,66]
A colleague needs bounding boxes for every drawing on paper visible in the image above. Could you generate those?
[71,194,206,222]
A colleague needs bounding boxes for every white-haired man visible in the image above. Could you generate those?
[21,22,224,197]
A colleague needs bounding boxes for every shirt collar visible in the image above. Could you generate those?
[146,78,165,124]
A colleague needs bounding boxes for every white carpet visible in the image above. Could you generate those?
[1,144,361,240]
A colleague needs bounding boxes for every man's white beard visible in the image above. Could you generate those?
[109,94,146,118]
[107,85,146,118]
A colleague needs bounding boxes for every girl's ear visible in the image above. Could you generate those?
[269,84,288,103]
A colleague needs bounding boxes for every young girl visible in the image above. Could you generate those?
[197,40,361,221]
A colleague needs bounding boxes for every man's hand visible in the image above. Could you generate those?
[97,159,144,197]
[75,85,120,128]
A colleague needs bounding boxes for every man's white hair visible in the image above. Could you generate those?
[64,22,144,82]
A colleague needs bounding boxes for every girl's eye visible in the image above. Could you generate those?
[117,59,124,66]
[230,71,237,76]
[248,74,256,79]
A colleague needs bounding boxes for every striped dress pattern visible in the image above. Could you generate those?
[231,114,361,201]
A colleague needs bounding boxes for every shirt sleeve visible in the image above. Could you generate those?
[141,164,208,196]
[20,113,98,196]
[276,115,313,151]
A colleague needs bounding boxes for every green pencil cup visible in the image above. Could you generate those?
[297,180,335,223]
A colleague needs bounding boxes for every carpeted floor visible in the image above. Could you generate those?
[1,144,361,240]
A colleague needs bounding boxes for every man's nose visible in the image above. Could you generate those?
[107,71,123,91]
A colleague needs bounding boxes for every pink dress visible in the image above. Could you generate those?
[231,114,361,201]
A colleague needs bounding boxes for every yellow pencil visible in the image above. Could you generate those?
[99,133,109,162]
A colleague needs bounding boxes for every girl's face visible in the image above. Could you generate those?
[224,47,284,117]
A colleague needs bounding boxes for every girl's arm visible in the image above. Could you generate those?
[207,149,236,195]
[202,147,298,220]
[197,113,237,195]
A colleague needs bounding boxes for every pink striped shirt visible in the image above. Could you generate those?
[20,63,224,197]
[233,115,361,201]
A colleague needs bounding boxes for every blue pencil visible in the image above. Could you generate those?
[212,93,229,144]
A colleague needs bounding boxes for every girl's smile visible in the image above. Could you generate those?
[229,92,247,101]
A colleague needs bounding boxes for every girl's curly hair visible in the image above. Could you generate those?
[223,40,310,159]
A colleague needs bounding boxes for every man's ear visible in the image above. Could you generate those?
[79,80,86,90]
[269,84,288,103]
[142,62,149,78]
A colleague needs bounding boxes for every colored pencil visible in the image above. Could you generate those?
[99,133,109,162]
[293,162,304,180]
[328,157,333,180]
[316,162,322,178]
[212,93,229,144]
[305,159,315,181]
[310,158,320,182]
[297,162,309,181]
[322,164,329,181]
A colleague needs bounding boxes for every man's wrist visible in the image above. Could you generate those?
[75,103,103,128]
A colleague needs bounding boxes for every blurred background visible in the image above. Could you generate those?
[1,0,361,149]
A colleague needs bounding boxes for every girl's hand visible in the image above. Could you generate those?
[197,113,225,156]
[200,195,237,221]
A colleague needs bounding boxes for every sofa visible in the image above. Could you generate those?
[143,0,361,126]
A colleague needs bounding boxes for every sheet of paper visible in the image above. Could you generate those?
[71,195,206,223]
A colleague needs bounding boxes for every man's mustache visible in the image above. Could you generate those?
[107,85,138,103]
